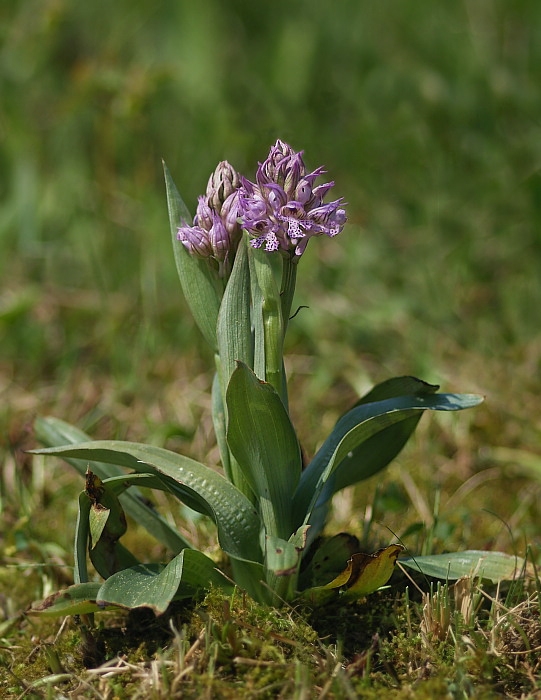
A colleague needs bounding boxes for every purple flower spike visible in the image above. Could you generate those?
[177,161,242,277]
[239,140,347,258]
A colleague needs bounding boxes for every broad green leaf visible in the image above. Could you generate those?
[216,235,253,392]
[331,377,440,494]
[35,416,192,554]
[226,363,302,539]
[97,550,233,615]
[215,238,256,498]
[28,550,234,617]
[32,440,262,564]
[294,392,483,534]
[302,387,475,503]
[248,246,285,400]
[28,583,107,617]
[102,472,175,496]
[163,161,222,349]
[400,550,527,583]
[331,416,422,493]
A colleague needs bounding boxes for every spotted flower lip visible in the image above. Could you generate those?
[239,140,347,257]
[177,161,242,277]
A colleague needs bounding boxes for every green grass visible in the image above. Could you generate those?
[2,0,541,696]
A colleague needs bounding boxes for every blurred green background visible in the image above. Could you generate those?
[2,0,541,556]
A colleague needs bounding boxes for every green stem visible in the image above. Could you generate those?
[279,254,298,337]
[249,249,285,403]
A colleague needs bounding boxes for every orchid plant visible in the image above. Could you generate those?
[31,140,503,619]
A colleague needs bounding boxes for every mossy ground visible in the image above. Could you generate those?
[3,576,540,698]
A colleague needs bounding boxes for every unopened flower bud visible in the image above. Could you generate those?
[220,190,242,237]
[207,161,241,214]
[177,161,243,277]
[194,196,213,231]
[282,153,308,199]
[177,224,213,258]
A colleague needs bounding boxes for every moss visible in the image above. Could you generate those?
[307,589,400,658]
[4,573,541,698]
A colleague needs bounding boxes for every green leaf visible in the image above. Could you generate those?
[102,472,171,495]
[265,527,308,577]
[216,235,254,391]
[163,161,222,349]
[74,492,91,583]
[212,368,231,477]
[98,550,233,615]
[352,376,440,405]
[74,484,140,584]
[35,416,192,554]
[88,473,196,580]
[28,551,234,617]
[229,558,269,604]
[226,362,302,539]
[89,503,111,549]
[400,550,527,583]
[83,471,141,579]
[86,471,127,548]
[294,391,483,536]
[248,246,285,400]
[332,377,440,493]
[263,526,308,603]
[27,583,108,617]
[31,440,262,564]
[215,237,255,498]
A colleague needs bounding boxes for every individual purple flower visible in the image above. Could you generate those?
[239,140,347,257]
[177,161,242,277]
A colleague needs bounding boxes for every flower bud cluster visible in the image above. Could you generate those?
[177,161,242,277]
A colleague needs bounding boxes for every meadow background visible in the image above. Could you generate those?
[2,0,541,695]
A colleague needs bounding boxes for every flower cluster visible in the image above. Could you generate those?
[177,161,242,277]
[239,140,347,257]
[178,141,347,271]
